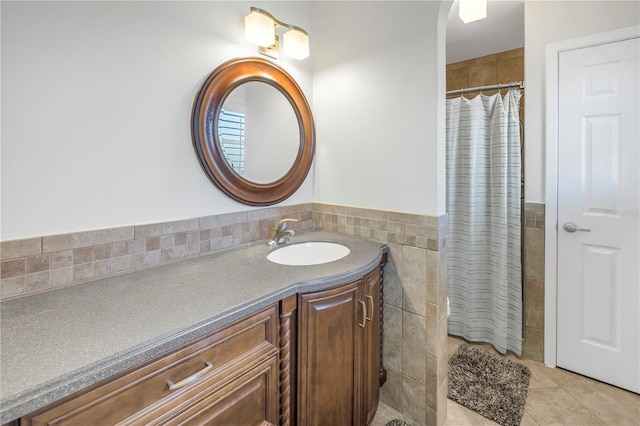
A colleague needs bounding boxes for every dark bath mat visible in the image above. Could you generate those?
[448,344,531,426]
[385,420,411,426]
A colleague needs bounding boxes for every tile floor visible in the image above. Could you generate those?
[372,335,640,426]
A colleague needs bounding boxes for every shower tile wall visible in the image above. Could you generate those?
[446,47,525,130]
[446,47,524,96]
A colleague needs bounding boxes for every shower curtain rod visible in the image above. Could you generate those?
[446,81,525,96]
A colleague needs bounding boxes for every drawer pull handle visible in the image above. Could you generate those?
[366,295,374,322]
[167,361,213,391]
[359,300,367,329]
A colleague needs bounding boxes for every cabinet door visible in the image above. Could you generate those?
[362,268,381,425]
[298,280,363,426]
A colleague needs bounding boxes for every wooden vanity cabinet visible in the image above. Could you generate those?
[19,304,280,426]
[13,256,387,426]
[296,264,384,426]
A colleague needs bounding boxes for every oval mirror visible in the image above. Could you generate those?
[191,57,315,206]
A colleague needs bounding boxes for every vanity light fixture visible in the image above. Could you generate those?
[244,7,309,60]
[459,0,487,23]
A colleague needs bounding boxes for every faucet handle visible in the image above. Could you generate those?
[277,218,299,230]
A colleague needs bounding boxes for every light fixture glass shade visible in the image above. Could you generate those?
[459,0,487,23]
[283,29,309,60]
[245,11,275,47]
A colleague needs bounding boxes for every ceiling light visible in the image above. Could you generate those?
[459,0,487,24]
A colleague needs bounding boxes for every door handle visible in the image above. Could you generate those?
[562,222,591,233]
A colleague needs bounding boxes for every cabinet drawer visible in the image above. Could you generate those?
[134,355,279,426]
[22,305,278,426]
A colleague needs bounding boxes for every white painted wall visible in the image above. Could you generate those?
[524,0,640,203]
[1,1,314,240]
[311,1,448,216]
[16,1,633,238]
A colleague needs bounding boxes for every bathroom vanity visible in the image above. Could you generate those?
[0,231,387,426]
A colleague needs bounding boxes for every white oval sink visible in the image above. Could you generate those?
[267,242,350,266]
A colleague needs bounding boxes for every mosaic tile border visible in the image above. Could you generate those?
[1,204,313,300]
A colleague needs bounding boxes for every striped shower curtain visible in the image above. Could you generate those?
[446,90,523,355]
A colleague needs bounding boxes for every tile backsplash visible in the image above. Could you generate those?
[1,204,313,300]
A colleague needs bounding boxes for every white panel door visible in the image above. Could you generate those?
[557,37,639,393]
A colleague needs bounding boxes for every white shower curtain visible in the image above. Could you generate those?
[446,90,523,355]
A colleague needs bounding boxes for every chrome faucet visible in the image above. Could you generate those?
[267,218,298,248]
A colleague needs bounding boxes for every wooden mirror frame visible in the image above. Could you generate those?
[191,57,315,206]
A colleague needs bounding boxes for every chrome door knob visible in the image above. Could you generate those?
[563,222,591,233]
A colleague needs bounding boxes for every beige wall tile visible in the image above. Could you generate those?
[447,67,468,92]
[497,56,524,85]
[402,246,427,317]
[145,237,160,251]
[425,406,437,426]
[128,239,145,254]
[26,254,50,274]
[74,263,93,281]
[383,304,403,372]
[73,247,93,265]
[1,237,41,260]
[426,354,437,409]
[525,227,545,279]
[437,249,448,317]
[437,380,448,426]
[402,311,427,384]
[1,276,25,298]
[26,271,50,292]
[134,218,198,238]
[111,256,130,273]
[402,376,427,426]
[50,250,73,269]
[469,62,498,89]
[94,259,111,277]
[111,242,128,258]
[93,244,111,261]
[437,314,449,386]
[380,367,403,413]
[1,258,25,279]
[43,226,133,252]
[384,244,403,308]
[50,267,73,287]
[522,327,544,362]
[426,250,439,304]
[425,302,437,356]
[524,277,544,330]
[215,211,248,227]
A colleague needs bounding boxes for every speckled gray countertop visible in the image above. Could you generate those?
[0,231,387,423]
